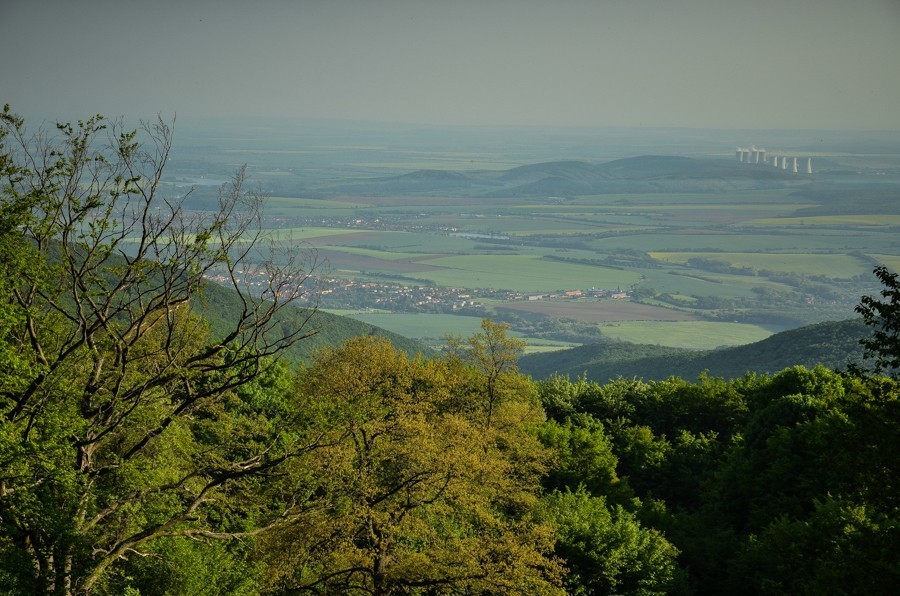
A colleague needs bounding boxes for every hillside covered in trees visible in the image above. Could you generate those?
[2,109,898,594]
[519,318,870,383]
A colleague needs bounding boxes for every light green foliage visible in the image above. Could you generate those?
[0,107,317,594]
[446,318,531,428]
[257,336,563,594]
[114,537,259,595]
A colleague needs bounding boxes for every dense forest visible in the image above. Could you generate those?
[1,108,898,594]
[518,318,871,383]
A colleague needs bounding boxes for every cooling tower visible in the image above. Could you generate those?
[806,158,812,174]
[792,157,798,173]
[781,156,788,169]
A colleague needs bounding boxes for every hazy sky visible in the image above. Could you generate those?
[3,0,899,130]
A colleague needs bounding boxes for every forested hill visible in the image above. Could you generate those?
[319,155,802,197]
[193,279,433,363]
[519,318,868,382]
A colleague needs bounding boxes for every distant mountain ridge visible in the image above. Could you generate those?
[518,319,869,382]
[320,155,804,197]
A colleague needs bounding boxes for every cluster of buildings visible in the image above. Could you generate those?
[736,145,812,174]
[318,278,483,312]
[524,288,628,301]
[203,269,631,314]
[317,279,630,312]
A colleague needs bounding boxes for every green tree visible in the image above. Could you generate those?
[0,107,319,594]
[258,336,563,594]
[446,318,529,428]
[537,487,680,595]
[856,265,900,377]
[612,425,671,497]
[537,414,623,499]
[728,497,900,595]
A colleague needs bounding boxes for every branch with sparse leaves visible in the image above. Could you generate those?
[0,105,323,594]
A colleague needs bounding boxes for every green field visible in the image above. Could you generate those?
[325,246,441,261]
[327,311,580,354]
[743,214,900,228]
[411,254,642,292]
[263,227,373,241]
[167,130,900,350]
[597,321,773,349]
[330,312,504,344]
[591,231,896,252]
[869,254,900,271]
[637,270,761,298]
[649,252,871,277]
[252,185,898,344]
[266,197,372,211]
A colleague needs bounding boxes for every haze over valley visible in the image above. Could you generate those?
[153,119,900,362]
[6,0,899,361]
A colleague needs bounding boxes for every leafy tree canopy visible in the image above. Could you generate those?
[856,265,900,377]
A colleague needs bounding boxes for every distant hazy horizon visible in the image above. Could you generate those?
[3,0,900,131]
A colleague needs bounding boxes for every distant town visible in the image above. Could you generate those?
[203,268,628,314]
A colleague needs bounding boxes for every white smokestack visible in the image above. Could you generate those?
[806,158,812,174]
[773,155,779,168]
[781,156,788,170]
[792,157,798,173]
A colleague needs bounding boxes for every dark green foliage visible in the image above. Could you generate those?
[520,318,870,383]
[536,373,641,425]
[727,497,900,595]
[537,487,680,596]
[536,367,899,594]
[629,375,749,439]
[856,265,900,377]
